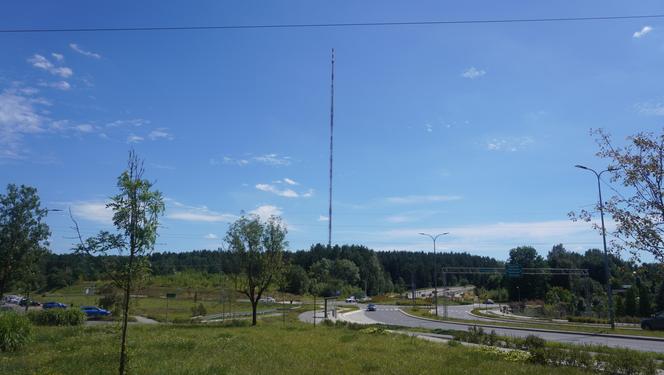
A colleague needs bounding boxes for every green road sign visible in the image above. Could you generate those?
[505,264,523,278]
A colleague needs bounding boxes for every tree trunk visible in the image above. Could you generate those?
[251,299,258,326]
[119,254,134,375]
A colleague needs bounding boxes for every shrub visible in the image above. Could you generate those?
[596,349,657,375]
[27,309,86,326]
[0,312,32,352]
[522,335,545,350]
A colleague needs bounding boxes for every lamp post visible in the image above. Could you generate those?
[419,232,449,316]
[575,164,616,329]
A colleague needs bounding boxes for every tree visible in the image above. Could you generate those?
[625,286,638,317]
[507,246,548,301]
[332,259,360,285]
[639,284,652,317]
[73,151,164,375]
[0,184,50,299]
[283,264,309,295]
[576,129,664,262]
[226,215,286,326]
[657,281,664,312]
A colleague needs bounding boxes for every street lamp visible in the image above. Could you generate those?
[575,164,617,329]
[419,232,449,316]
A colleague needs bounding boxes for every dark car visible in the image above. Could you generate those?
[641,311,664,330]
[81,306,111,318]
[19,298,41,307]
[367,304,377,312]
[43,302,68,309]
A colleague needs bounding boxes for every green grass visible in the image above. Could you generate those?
[36,281,283,323]
[407,308,664,339]
[0,319,593,374]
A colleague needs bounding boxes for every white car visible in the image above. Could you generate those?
[345,296,357,303]
[260,296,276,303]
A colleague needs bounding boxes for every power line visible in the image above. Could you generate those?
[2,14,664,34]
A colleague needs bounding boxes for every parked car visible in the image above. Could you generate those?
[19,298,41,307]
[367,304,377,312]
[345,296,357,303]
[81,306,111,318]
[260,296,276,303]
[484,299,495,305]
[43,302,68,309]
[641,311,664,330]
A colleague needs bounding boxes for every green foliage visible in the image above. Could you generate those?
[595,349,657,375]
[625,286,638,317]
[0,184,50,298]
[226,215,286,326]
[282,265,309,295]
[639,285,652,317]
[657,281,664,312]
[27,309,86,326]
[0,312,32,352]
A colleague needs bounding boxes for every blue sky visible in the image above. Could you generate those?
[2,1,664,260]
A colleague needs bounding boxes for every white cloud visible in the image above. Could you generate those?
[70,201,114,224]
[0,89,48,159]
[166,199,237,223]
[253,153,292,166]
[148,128,174,141]
[318,215,329,222]
[51,53,64,61]
[461,67,486,79]
[28,54,73,78]
[40,81,71,91]
[424,123,433,133]
[633,26,653,38]
[635,101,664,116]
[250,205,283,221]
[362,219,617,256]
[127,134,144,143]
[75,124,94,133]
[204,233,219,240]
[486,136,534,152]
[220,153,292,167]
[386,195,461,204]
[283,178,298,185]
[69,43,101,59]
[106,119,149,128]
[256,183,299,198]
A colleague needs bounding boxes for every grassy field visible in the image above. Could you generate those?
[36,281,293,322]
[0,317,593,375]
[407,308,664,339]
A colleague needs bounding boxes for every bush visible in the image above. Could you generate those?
[522,335,545,350]
[0,312,32,352]
[596,349,657,375]
[27,309,86,326]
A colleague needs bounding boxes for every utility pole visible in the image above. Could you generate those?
[328,48,335,249]
[575,165,617,329]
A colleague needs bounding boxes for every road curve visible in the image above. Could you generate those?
[343,307,664,353]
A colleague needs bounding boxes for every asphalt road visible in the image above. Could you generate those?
[340,306,664,353]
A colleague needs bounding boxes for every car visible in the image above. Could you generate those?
[260,296,276,303]
[345,296,357,303]
[484,299,495,305]
[641,311,664,330]
[366,304,377,311]
[43,302,68,309]
[81,306,111,317]
[19,298,41,307]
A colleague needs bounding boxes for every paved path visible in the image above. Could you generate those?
[342,308,664,353]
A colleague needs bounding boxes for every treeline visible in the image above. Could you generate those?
[38,243,664,315]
